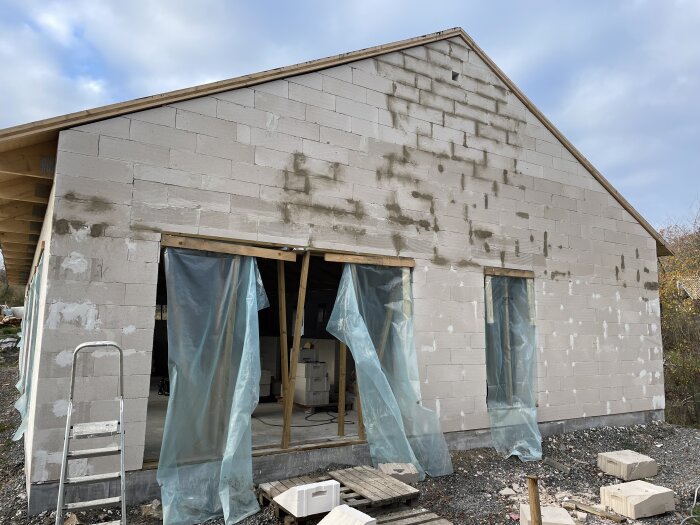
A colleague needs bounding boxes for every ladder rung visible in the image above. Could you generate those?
[64,496,121,511]
[65,472,120,485]
[71,420,119,439]
[67,445,121,459]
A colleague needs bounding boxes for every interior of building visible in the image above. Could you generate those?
[143,252,360,462]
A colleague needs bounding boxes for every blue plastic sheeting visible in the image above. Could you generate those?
[484,275,542,461]
[327,264,453,479]
[158,248,268,525]
[13,253,44,441]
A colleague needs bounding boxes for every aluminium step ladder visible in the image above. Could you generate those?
[55,341,126,525]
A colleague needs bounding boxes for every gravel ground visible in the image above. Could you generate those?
[1,337,698,524]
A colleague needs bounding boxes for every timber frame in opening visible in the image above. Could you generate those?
[155,233,414,459]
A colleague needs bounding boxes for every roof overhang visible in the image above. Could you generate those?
[0,27,673,285]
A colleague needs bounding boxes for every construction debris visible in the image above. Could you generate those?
[377,463,420,485]
[520,504,575,525]
[318,504,376,525]
[140,499,162,519]
[600,480,675,519]
[562,500,625,523]
[597,450,658,481]
[0,315,20,327]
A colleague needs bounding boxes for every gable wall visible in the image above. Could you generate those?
[26,36,663,486]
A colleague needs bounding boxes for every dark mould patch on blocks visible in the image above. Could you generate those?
[502,170,509,185]
[437,164,444,173]
[463,204,469,222]
[457,259,479,268]
[391,233,406,255]
[54,218,84,235]
[530,234,534,242]
[635,248,639,259]
[280,203,292,224]
[460,173,466,191]
[499,250,505,267]
[64,192,113,212]
[483,241,491,253]
[330,162,342,181]
[550,270,570,280]
[621,255,626,270]
[515,240,520,257]
[615,266,620,280]
[284,152,312,195]
[516,211,529,219]
[431,247,449,266]
[376,146,417,184]
[644,282,659,291]
[637,269,641,282]
[473,229,493,240]
[384,196,432,232]
[90,223,108,237]
[543,232,548,257]
[411,190,435,214]
[332,224,367,238]
[491,181,499,197]
[644,267,650,273]
[484,194,489,209]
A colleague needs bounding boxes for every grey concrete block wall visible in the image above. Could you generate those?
[25,35,663,493]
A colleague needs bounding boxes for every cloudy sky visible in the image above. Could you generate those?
[0,0,698,230]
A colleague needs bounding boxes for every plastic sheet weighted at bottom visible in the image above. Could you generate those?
[484,275,542,461]
[157,249,268,525]
[327,264,453,479]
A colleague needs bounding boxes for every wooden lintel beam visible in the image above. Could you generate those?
[0,172,52,204]
[161,234,298,261]
[0,218,43,235]
[0,200,47,222]
[0,140,57,178]
[0,232,40,245]
[323,252,415,268]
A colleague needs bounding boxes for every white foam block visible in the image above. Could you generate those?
[600,480,675,519]
[318,504,376,525]
[273,480,340,517]
[597,450,658,480]
[520,504,575,525]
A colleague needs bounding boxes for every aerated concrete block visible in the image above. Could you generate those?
[597,450,658,480]
[520,504,575,525]
[318,504,376,525]
[273,480,340,517]
[600,480,674,519]
[378,463,420,484]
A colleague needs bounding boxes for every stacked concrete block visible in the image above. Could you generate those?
[294,362,330,406]
[23,32,664,510]
[600,480,675,519]
[597,450,658,480]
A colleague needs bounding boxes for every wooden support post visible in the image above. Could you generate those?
[355,381,365,441]
[338,342,347,436]
[281,250,311,449]
[277,260,289,399]
[527,475,542,525]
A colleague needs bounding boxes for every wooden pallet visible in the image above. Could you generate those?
[257,465,421,524]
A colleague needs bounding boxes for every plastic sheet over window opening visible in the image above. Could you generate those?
[484,274,542,461]
[326,264,453,479]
